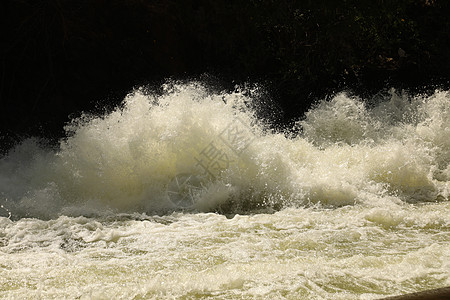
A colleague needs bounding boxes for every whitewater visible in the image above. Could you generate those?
[0,82,449,299]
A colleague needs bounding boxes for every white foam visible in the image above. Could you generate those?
[0,205,448,298]
[0,83,448,218]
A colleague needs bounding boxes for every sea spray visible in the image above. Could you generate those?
[0,83,448,219]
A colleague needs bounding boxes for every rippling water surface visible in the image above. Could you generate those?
[1,82,449,299]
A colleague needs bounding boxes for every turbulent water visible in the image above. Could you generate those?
[0,82,449,299]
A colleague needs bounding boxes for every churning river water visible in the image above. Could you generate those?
[0,82,449,299]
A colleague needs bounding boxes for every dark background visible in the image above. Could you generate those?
[1,0,449,151]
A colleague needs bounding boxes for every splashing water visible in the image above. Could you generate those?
[0,82,449,299]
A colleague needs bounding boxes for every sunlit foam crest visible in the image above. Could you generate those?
[0,82,448,218]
